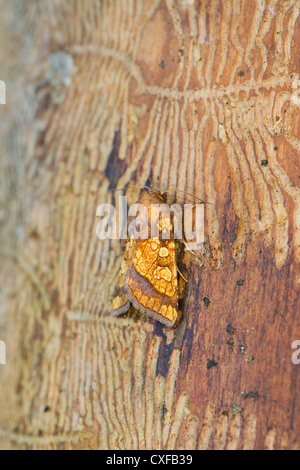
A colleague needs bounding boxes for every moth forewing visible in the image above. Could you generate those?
[124,237,179,327]
[111,189,181,327]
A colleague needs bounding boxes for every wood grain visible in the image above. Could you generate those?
[0,0,299,450]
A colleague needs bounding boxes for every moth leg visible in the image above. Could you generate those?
[182,239,203,261]
[174,239,188,300]
[177,265,187,283]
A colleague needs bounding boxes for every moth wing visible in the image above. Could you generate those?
[112,237,137,315]
[124,238,179,327]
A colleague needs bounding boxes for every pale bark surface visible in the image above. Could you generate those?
[0,0,299,450]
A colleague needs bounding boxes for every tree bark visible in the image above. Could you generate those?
[0,0,299,450]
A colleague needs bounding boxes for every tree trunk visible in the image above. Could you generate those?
[0,0,299,450]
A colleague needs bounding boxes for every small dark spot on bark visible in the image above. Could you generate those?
[236,279,244,286]
[227,338,234,347]
[261,159,268,167]
[159,60,165,69]
[44,406,51,413]
[226,324,235,335]
[203,296,210,307]
[238,70,244,76]
[207,358,218,369]
[275,116,280,121]
[50,289,59,307]
[245,389,259,401]
[273,146,278,150]
[28,228,40,240]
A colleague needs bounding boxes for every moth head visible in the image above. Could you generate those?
[138,187,166,205]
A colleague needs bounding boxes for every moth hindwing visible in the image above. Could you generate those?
[112,189,181,327]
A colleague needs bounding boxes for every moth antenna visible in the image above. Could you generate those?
[115,185,155,193]
[161,189,211,205]
[140,185,154,192]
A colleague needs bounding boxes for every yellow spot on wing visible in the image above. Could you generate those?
[159,247,169,257]
[153,298,161,312]
[151,240,160,251]
[139,295,148,306]
[134,288,142,301]
[147,297,155,309]
[159,304,167,316]
[167,305,174,321]
[154,266,172,282]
